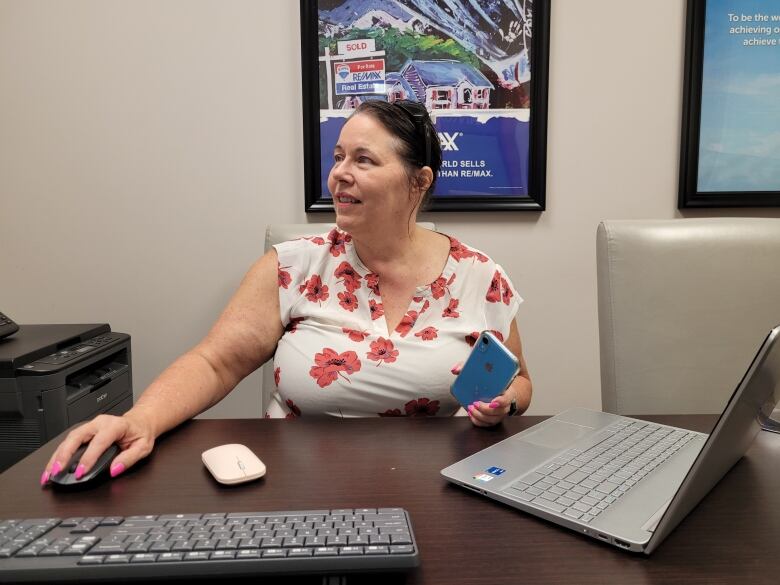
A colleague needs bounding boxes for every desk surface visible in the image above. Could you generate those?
[1,415,778,584]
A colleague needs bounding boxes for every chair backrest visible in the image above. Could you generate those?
[597,218,780,414]
[260,222,436,414]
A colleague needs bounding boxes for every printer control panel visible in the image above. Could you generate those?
[19,333,125,373]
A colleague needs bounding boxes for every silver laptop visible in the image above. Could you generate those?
[441,325,780,554]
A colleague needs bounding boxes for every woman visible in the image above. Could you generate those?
[40,100,532,486]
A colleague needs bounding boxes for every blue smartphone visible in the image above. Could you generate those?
[450,331,520,408]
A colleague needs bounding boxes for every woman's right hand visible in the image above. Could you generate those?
[40,411,155,486]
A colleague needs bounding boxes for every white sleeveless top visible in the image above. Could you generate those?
[267,228,521,418]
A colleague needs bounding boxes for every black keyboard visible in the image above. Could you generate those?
[0,508,419,582]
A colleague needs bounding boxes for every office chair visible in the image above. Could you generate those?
[261,222,435,415]
[597,218,780,415]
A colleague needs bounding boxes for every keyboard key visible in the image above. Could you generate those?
[210,550,236,560]
[506,489,535,502]
[595,481,619,495]
[340,546,363,555]
[532,498,566,514]
[313,546,339,556]
[390,534,412,545]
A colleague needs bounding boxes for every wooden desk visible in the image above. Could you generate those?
[1,416,778,584]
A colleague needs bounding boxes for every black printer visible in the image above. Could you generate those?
[0,324,132,472]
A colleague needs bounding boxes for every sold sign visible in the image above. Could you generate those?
[337,38,376,57]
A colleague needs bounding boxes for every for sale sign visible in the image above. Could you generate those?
[334,59,385,95]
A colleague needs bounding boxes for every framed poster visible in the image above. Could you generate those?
[680,0,780,207]
[301,0,550,212]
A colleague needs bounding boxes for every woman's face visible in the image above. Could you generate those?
[327,113,420,235]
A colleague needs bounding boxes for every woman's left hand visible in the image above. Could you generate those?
[467,391,514,427]
[451,359,526,427]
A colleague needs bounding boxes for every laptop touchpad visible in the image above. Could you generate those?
[517,420,594,450]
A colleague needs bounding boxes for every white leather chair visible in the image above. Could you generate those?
[261,222,435,415]
[597,218,780,415]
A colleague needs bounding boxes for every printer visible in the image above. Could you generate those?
[0,323,132,472]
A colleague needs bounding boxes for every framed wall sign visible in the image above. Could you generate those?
[300,0,550,212]
[680,0,780,207]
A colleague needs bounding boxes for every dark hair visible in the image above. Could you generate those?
[351,99,442,210]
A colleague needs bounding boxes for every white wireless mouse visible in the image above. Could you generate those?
[201,443,266,485]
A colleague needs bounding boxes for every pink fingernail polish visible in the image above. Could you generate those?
[110,463,125,478]
[50,461,62,477]
[40,470,50,486]
[467,405,474,413]
[489,401,500,408]
[74,464,86,480]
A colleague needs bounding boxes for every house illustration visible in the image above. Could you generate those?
[400,60,494,110]
[384,72,416,102]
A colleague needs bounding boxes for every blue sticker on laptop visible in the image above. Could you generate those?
[486,466,506,476]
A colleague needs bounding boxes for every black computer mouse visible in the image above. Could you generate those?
[50,442,120,487]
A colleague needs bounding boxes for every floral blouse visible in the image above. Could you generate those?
[267,228,521,418]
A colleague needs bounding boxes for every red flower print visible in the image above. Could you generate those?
[412,295,423,303]
[404,398,440,417]
[420,299,430,314]
[379,409,403,417]
[299,274,329,304]
[449,238,476,261]
[366,273,380,296]
[394,310,419,337]
[501,277,513,305]
[338,291,358,312]
[415,326,438,341]
[369,299,384,320]
[327,228,351,257]
[366,337,399,365]
[449,238,487,263]
[274,367,281,386]
[309,348,362,387]
[285,399,301,418]
[278,263,291,289]
[334,261,362,292]
[430,277,447,300]
[286,316,305,333]
[486,270,502,303]
[342,327,369,342]
[442,298,460,318]
[303,236,326,245]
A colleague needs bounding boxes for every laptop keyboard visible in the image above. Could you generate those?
[0,508,418,582]
[504,420,698,522]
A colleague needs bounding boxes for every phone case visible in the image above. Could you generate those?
[450,331,519,407]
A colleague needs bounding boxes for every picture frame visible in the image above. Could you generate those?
[300,0,550,212]
[679,0,780,208]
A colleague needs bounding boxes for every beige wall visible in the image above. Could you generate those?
[2,0,779,418]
